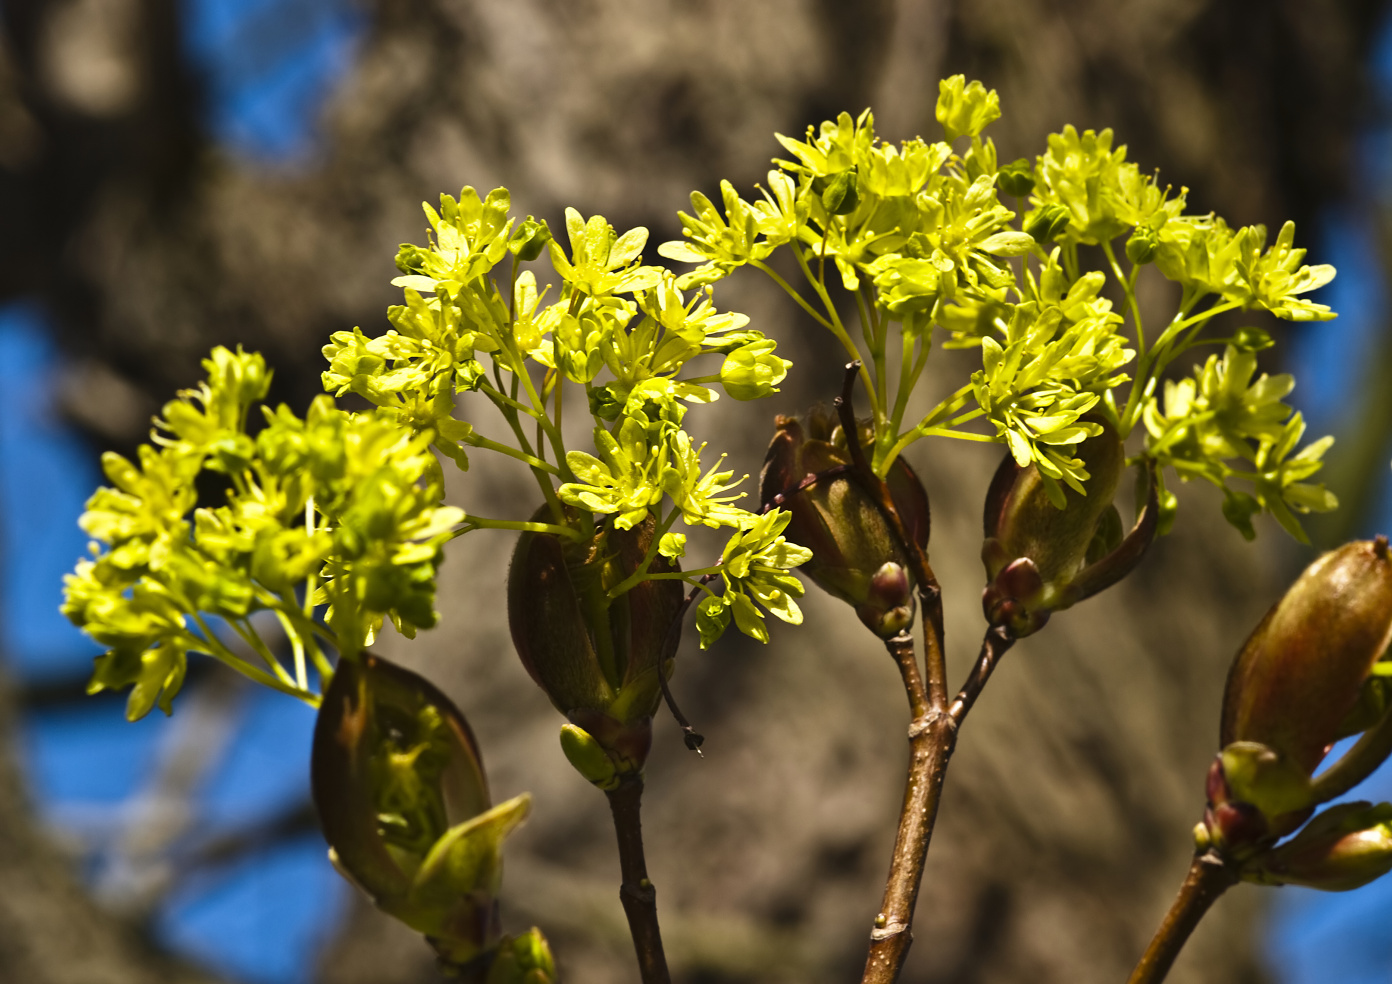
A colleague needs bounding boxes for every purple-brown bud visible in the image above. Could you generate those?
[507,512,683,774]
[759,410,930,638]
[1221,537,1392,777]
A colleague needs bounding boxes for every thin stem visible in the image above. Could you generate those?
[789,244,878,407]
[451,517,586,542]
[1127,851,1237,984]
[750,259,838,332]
[227,618,293,686]
[461,430,561,475]
[477,379,545,422]
[606,775,671,984]
[860,631,954,984]
[1102,239,1145,351]
[188,615,318,704]
[948,625,1015,726]
[479,376,567,522]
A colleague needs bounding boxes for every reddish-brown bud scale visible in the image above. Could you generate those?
[1221,537,1392,775]
[507,511,683,772]
[759,411,929,638]
[984,416,1124,584]
[979,417,1139,636]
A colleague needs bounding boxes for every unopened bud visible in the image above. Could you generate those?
[484,927,557,984]
[856,562,915,637]
[559,723,620,790]
[720,339,792,401]
[1221,537,1392,776]
[509,218,552,262]
[818,169,860,215]
[1248,802,1392,892]
[981,417,1141,635]
[1025,203,1071,244]
[996,159,1036,198]
[1125,227,1159,265]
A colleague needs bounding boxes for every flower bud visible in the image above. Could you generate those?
[1025,203,1071,244]
[508,512,683,776]
[759,410,930,638]
[720,339,792,400]
[981,416,1133,636]
[311,654,531,966]
[1221,537,1392,776]
[1125,227,1159,265]
[816,169,860,215]
[1248,802,1392,892]
[996,158,1036,199]
[508,217,552,263]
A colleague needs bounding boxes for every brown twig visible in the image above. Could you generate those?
[949,625,1015,726]
[1127,851,1238,984]
[831,363,1029,983]
[833,362,969,983]
[606,775,672,984]
[861,630,955,983]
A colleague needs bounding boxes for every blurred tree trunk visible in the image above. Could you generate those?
[0,668,220,984]
[0,1,1385,983]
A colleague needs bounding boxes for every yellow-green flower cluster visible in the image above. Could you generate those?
[322,187,804,645]
[657,74,1337,541]
[62,347,462,718]
[1144,346,1336,542]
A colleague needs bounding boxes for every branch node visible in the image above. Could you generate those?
[870,921,909,941]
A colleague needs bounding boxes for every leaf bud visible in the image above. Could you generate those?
[1199,750,1299,855]
[1247,802,1392,892]
[759,410,930,638]
[1217,741,1315,836]
[981,416,1129,636]
[996,158,1036,198]
[311,653,530,966]
[508,511,683,774]
[483,927,557,984]
[1025,203,1072,244]
[1221,537,1392,777]
[559,722,620,790]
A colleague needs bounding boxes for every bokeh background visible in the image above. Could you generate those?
[1,1,1391,982]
